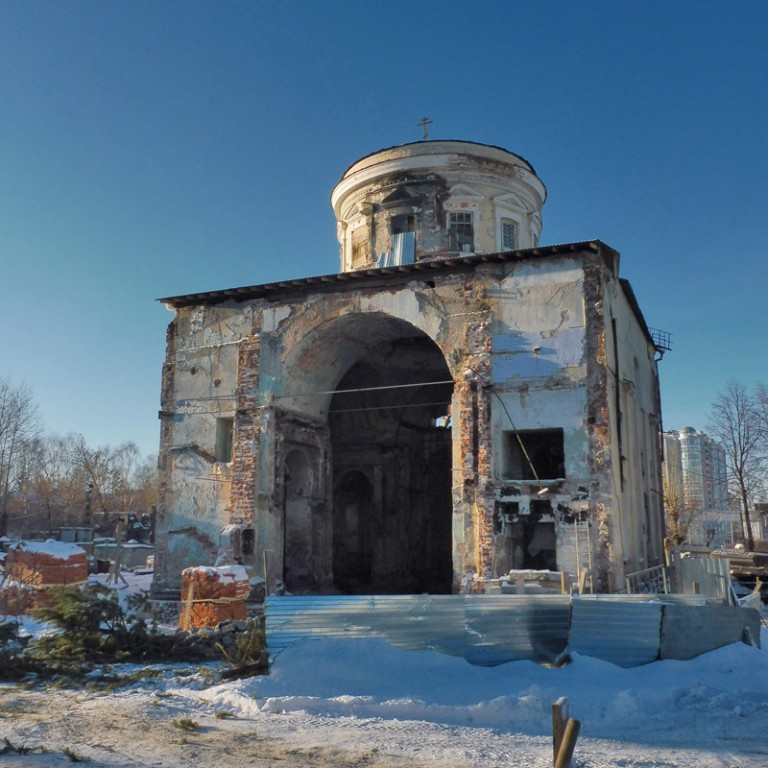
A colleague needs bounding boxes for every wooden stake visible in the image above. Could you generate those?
[554,718,581,768]
[578,567,589,595]
[552,697,569,764]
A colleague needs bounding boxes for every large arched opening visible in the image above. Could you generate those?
[279,313,455,594]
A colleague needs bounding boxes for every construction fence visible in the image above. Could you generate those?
[265,592,761,668]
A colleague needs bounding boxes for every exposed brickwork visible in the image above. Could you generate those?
[471,363,494,587]
[178,565,250,629]
[154,242,662,598]
[4,547,88,587]
[229,335,261,525]
[583,259,614,592]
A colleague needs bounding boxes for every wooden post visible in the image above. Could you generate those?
[554,718,581,768]
[552,697,569,765]
[181,581,194,631]
[578,567,589,595]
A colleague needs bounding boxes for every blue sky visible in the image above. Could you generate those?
[2,0,766,458]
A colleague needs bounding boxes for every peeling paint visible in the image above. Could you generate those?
[152,142,664,601]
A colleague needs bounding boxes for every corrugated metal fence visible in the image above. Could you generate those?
[265,594,568,666]
[677,556,735,604]
[265,592,760,668]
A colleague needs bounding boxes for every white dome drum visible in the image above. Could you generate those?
[331,140,547,272]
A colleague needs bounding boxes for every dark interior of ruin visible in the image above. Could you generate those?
[495,501,558,572]
[328,335,454,594]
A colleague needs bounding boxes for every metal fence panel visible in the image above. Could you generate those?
[568,597,663,667]
[266,592,743,668]
[463,595,570,665]
[678,557,734,603]
[660,602,760,659]
[625,564,669,594]
[265,594,570,665]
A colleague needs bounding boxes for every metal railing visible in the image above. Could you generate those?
[677,555,736,605]
[625,564,670,595]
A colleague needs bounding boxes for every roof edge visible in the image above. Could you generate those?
[337,139,540,181]
[159,240,618,309]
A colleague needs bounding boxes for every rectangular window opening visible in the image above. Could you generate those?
[494,501,519,535]
[501,219,517,251]
[448,212,474,252]
[215,417,234,463]
[511,520,557,570]
[390,214,415,235]
[242,528,255,557]
[503,428,565,480]
[499,501,557,571]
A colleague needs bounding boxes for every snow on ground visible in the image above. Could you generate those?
[193,631,768,766]
[2,571,768,767]
[2,626,767,766]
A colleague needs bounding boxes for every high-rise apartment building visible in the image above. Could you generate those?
[665,427,728,510]
[663,427,731,545]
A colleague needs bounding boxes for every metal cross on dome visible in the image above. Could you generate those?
[417,116,432,141]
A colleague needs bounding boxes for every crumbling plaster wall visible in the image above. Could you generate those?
[480,259,595,583]
[332,142,546,271]
[154,305,251,596]
[476,252,663,592]
[346,172,539,263]
[155,272,491,595]
[257,274,493,592]
[241,253,628,593]
[602,278,665,580]
[154,246,662,597]
[576,258,665,592]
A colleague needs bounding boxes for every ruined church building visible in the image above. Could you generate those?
[152,140,666,600]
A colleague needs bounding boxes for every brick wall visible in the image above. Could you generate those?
[229,335,261,525]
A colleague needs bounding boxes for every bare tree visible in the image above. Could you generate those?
[66,436,158,534]
[29,435,83,534]
[109,442,141,512]
[69,435,115,525]
[663,460,702,546]
[10,436,43,536]
[131,453,159,516]
[707,381,764,550]
[0,378,42,536]
[0,378,158,539]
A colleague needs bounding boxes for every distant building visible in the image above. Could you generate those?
[151,140,667,599]
[663,427,733,547]
[663,427,728,510]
